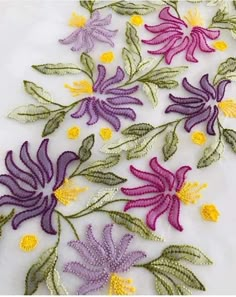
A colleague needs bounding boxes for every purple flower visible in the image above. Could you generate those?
[71,65,142,131]
[0,139,78,235]
[142,7,220,64]
[121,157,192,232]
[64,224,146,295]
[59,11,118,52]
[166,74,231,135]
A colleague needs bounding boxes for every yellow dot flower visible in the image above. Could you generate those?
[64,80,93,97]
[191,131,207,145]
[109,274,136,295]
[100,127,113,140]
[100,51,115,64]
[184,8,204,27]
[69,12,86,27]
[212,40,228,51]
[130,15,144,26]
[54,179,88,206]
[176,182,208,205]
[200,204,220,222]
[67,126,80,140]
[218,100,236,117]
[19,234,38,252]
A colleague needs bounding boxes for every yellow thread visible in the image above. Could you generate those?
[109,274,136,295]
[191,131,207,145]
[184,8,204,27]
[100,127,113,140]
[54,179,87,205]
[100,51,115,63]
[218,100,236,117]
[19,234,38,252]
[176,182,208,205]
[64,80,93,97]
[67,126,81,140]
[130,15,144,26]
[212,40,228,51]
[69,12,86,27]
[200,204,220,222]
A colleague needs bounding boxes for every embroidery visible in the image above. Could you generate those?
[0,209,14,237]
[200,204,220,222]
[212,40,228,51]
[176,182,207,204]
[130,15,144,26]
[218,99,236,117]
[64,80,93,96]
[67,126,81,139]
[109,274,136,295]
[100,51,115,63]
[191,131,207,145]
[20,234,38,252]
[100,127,113,140]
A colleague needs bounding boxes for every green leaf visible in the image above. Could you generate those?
[78,134,95,163]
[79,155,120,174]
[122,47,137,77]
[8,105,50,123]
[108,211,163,241]
[212,9,228,23]
[156,80,179,89]
[0,209,15,237]
[217,57,236,76]
[163,131,178,161]
[162,0,178,10]
[125,22,142,60]
[80,0,95,12]
[122,123,155,137]
[161,245,213,265]
[155,274,177,295]
[176,285,192,295]
[101,135,138,154]
[110,1,155,15]
[24,81,53,104]
[42,111,66,137]
[234,0,236,9]
[80,52,95,78]
[80,171,127,186]
[223,129,236,152]
[25,248,57,295]
[197,141,224,168]
[32,63,81,75]
[143,82,158,107]
[46,269,68,295]
[86,188,119,211]
[140,67,187,82]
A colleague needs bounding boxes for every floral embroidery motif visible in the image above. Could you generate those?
[19,234,38,252]
[65,80,93,96]
[67,126,81,139]
[100,51,115,63]
[218,99,236,117]
[109,274,136,295]
[100,127,113,140]
[142,7,220,64]
[201,204,220,222]
[191,131,207,145]
[176,182,207,204]
[130,15,144,26]
[212,40,228,51]
[64,224,146,295]
[59,11,118,52]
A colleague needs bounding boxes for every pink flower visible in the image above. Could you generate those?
[142,7,220,64]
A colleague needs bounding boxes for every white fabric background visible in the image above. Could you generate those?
[0,0,236,295]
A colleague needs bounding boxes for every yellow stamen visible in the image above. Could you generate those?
[64,80,93,97]
[176,182,207,205]
[184,8,204,27]
[100,127,113,140]
[54,179,87,206]
[130,15,144,26]
[69,12,86,27]
[100,51,115,64]
[19,234,38,252]
[218,100,236,117]
[191,131,207,145]
[200,204,220,222]
[109,274,136,295]
[212,40,228,51]
[67,126,81,140]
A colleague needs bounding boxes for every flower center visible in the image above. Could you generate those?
[200,204,220,222]
[64,80,93,97]
[183,8,204,27]
[108,274,136,295]
[176,182,207,205]
[19,234,38,252]
[69,12,87,28]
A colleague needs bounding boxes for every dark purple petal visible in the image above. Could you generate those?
[184,106,211,132]
[200,74,216,99]
[182,78,209,101]
[144,22,181,33]
[169,94,203,104]
[106,96,143,105]
[93,65,106,92]
[146,195,171,230]
[77,276,109,295]
[147,36,180,55]
[71,99,88,118]
[175,166,192,191]
[124,194,164,211]
[64,262,105,281]
[102,101,136,120]
[165,103,205,115]
[0,175,34,198]
[96,101,121,131]
[216,80,231,102]
[37,139,53,183]
[206,106,219,135]
[59,29,81,44]
[53,152,78,190]
[87,99,99,125]
[102,224,116,259]
[159,7,187,27]
[20,141,45,187]
[168,195,183,231]
[115,251,146,273]
[193,26,220,39]
[0,193,42,208]
[100,67,124,93]
[121,184,160,196]
[116,234,133,260]
[193,31,215,53]
[5,151,37,189]
[41,196,57,235]
[186,33,198,63]
[165,36,189,64]
[105,85,139,96]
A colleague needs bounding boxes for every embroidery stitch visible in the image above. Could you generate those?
[191,131,207,145]
[212,40,228,51]
[20,234,38,252]
[100,51,115,63]
[100,127,113,140]
[200,204,220,222]
[130,15,144,26]
[67,126,81,140]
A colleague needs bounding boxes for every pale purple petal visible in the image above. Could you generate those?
[216,80,231,102]
[83,34,94,53]
[106,96,143,105]
[102,224,116,260]
[121,184,160,196]
[206,106,219,135]
[37,139,53,183]
[159,7,187,27]
[93,65,106,92]
[59,29,81,45]
[116,234,133,260]
[0,175,34,198]
[165,36,189,64]
[89,13,112,26]
[100,67,124,93]
[168,195,183,231]
[124,194,164,211]
[184,106,211,132]
[93,27,117,38]
[200,74,216,99]
[182,78,209,101]
[86,225,105,259]
[165,103,205,115]
[175,166,192,191]
[64,262,104,281]
[71,99,88,118]
[77,276,109,295]
[91,29,115,47]
[115,251,146,273]
[41,196,57,235]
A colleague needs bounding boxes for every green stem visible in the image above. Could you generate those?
[55,213,61,248]
[93,1,123,12]
[156,117,186,130]
[55,210,80,240]
[69,161,82,179]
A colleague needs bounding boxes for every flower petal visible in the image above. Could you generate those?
[142,31,183,45]
[121,184,160,196]
[165,36,189,64]
[71,31,86,52]
[206,105,219,135]
[216,79,231,102]
[102,224,116,260]
[93,27,117,38]
[182,77,209,101]
[83,34,94,53]
[200,74,216,99]
[105,85,139,95]
[194,26,220,39]
[184,106,211,132]
[175,166,192,191]
[0,193,42,208]
[159,7,187,26]
[64,262,105,281]
[59,29,81,45]
[124,194,164,211]
[144,22,181,33]
[0,175,34,198]
[89,12,112,26]
[193,30,215,53]
[186,33,198,63]
[41,196,57,235]
[77,276,108,295]
[86,225,105,259]
[91,29,115,47]
[115,251,146,273]
[102,101,136,120]
[147,36,180,55]
[116,234,133,260]
[96,101,121,131]
[106,96,143,105]
[168,195,183,231]
[87,99,99,125]
[94,65,106,92]
[71,99,88,118]
[165,103,205,115]
[169,94,203,105]
[37,139,53,183]
[100,67,124,93]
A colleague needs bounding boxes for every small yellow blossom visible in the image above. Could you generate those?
[184,8,204,27]
[218,100,236,117]
[176,182,208,205]
[109,274,136,295]
[67,126,81,140]
[54,179,87,206]
[20,234,38,252]
[200,204,220,222]
[100,127,113,140]
[69,12,86,27]
[130,15,144,26]
[212,40,228,51]
[64,80,93,97]
[191,131,207,145]
[100,51,115,63]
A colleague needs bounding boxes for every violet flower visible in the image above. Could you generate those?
[142,7,220,64]
[166,74,231,135]
[0,139,79,235]
[64,224,146,295]
[59,11,117,52]
[70,65,142,131]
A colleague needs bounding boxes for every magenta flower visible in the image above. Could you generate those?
[59,11,117,52]
[142,7,220,64]
[121,157,192,232]
[166,74,231,135]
